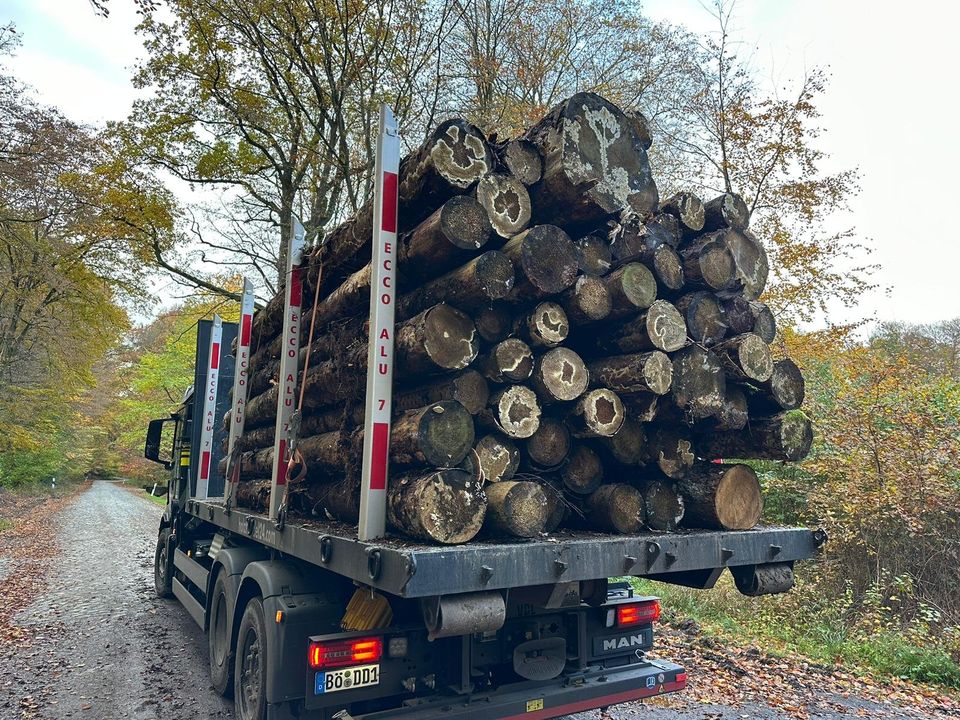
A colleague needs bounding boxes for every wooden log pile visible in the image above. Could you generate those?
[225,92,811,545]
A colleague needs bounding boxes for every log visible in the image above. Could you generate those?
[309,479,361,522]
[479,385,542,439]
[530,347,589,403]
[523,417,571,470]
[567,388,625,438]
[462,433,520,483]
[697,410,813,462]
[387,468,487,544]
[495,138,543,186]
[476,338,534,383]
[593,299,687,354]
[396,250,514,320]
[702,192,749,233]
[625,109,653,150]
[393,369,489,416]
[244,358,361,429]
[720,228,769,300]
[671,345,727,419]
[474,304,513,343]
[483,481,549,538]
[584,484,645,533]
[747,358,805,413]
[676,292,728,346]
[679,234,737,291]
[399,195,493,279]
[713,333,774,383]
[533,478,568,532]
[749,301,776,343]
[475,172,532,238]
[648,427,695,480]
[561,444,604,495]
[712,385,749,431]
[235,480,271,511]
[396,304,479,374]
[524,92,658,230]
[678,463,762,530]
[650,243,685,291]
[603,263,657,319]
[637,478,685,531]
[722,298,776,342]
[601,416,647,466]
[500,225,579,299]
[560,275,611,324]
[389,401,476,467]
[660,192,705,233]
[609,214,684,289]
[516,302,569,349]
[587,351,672,396]
[575,233,613,276]
[649,213,682,247]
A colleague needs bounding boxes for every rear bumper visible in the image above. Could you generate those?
[352,660,686,720]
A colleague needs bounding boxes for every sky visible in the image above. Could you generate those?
[4,0,960,329]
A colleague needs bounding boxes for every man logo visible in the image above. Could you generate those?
[646,676,656,689]
[601,634,645,652]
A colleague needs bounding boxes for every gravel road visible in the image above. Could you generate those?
[0,481,955,720]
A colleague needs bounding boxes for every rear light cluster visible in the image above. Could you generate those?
[308,637,383,669]
[617,600,661,627]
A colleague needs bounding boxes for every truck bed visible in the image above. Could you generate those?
[188,499,823,598]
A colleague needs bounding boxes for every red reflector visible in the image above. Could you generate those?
[308,637,383,669]
[676,671,688,686]
[617,600,660,627]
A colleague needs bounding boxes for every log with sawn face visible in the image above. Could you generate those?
[678,463,762,531]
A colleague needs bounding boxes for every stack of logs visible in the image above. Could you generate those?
[224,92,812,545]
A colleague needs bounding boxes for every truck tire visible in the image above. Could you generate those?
[154,529,173,599]
[235,597,268,720]
[208,572,234,697]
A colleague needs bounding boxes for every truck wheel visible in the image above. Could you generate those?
[154,529,173,599]
[208,572,234,697]
[235,597,268,720]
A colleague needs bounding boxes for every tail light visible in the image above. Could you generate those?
[675,671,688,686]
[308,636,383,669]
[616,599,660,627]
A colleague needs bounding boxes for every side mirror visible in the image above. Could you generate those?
[145,418,174,470]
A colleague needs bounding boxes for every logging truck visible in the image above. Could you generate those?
[143,317,821,720]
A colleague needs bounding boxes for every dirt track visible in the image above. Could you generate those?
[0,481,957,720]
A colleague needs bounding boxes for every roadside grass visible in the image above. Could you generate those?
[0,518,11,533]
[143,491,167,506]
[633,574,960,691]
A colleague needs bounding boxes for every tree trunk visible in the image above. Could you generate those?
[676,292,728,346]
[671,345,727,419]
[746,359,805,413]
[396,251,514,321]
[399,196,493,279]
[702,192,749,232]
[500,225,579,299]
[561,444,604,495]
[495,138,542,186]
[235,480,271,512]
[721,229,769,300]
[386,468,487,544]
[660,192,705,233]
[712,385,749,431]
[587,351,672,396]
[584,484,646,533]
[478,385,542,439]
[713,333,774,383]
[575,233,613,276]
[680,234,736,291]
[483,481,549,538]
[395,304,479,374]
[678,463,762,530]
[393,369,489,416]
[516,302,569,349]
[463,433,520,483]
[648,427,695,480]
[749,301,776,343]
[608,215,684,291]
[523,417,571,470]
[474,304,513,343]
[603,263,657,319]
[601,416,647,466]
[560,275,612,324]
[475,338,534,383]
[696,410,813,462]
[637,479,685,531]
[529,347,589,403]
[475,172,532,238]
[389,401,476,467]
[524,92,658,231]
[567,388,625,438]
[593,300,687,354]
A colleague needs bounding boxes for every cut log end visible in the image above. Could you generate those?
[652,244,685,291]
[586,484,646,534]
[680,463,763,531]
[429,120,494,190]
[439,195,493,250]
[703,193,749,232]
[524,302,569,348]
[421,304,480,371]
[488,385,542,438]
[602,416,647,466]
[561,444,604,495]
[769,359,805,410]
[575,233,614,276]
[717,333,774,383]
[644,300,688,353]
[724,229,769,300]
[388,468,487,544]
[499,138,543,186]
[466,433,520,483]
[639,479,685,531]
[474,304,513,343]
[483,480,548,538]
[480,338,534,383]
[609,263,657,313]
[532,347,589,402]
[650,427,696,480]
[525,417,571,469]
[677,292,728,346]
[413,400,476,467]
[569,388,625,438]
[661,191,705,232]
[477,172,532,238]
[562,274,612,323]
[504,225,579,294]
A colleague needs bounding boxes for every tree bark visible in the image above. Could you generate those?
[495,138,543,186]
[524,92,658,231]
[396,251,514,321]
[696,410,813,462]
[713,333,774,383]
[712,385,749,431]
[592,299,687,354]
[678,463,762,531]
[483,481,549,538]
[584,484,646,533]
[561,444,604,495]
[475,172,532,238]
[676,292,728,345]
[567,388,625,438]
[637,479,685,531]
[603,263,657,319]
[516,302,569,348]
[671,345,727,419]
[660,192,705,233]
[399,195,493,279]
[478,385,542,439]
[533,478,568,532]
[387,468,487,544]
[587,351,673,396]
[529,347,589,403]
[575,233,614,276]
[393,369,489,416]
[560,275,612,324]
[475,338,534,383]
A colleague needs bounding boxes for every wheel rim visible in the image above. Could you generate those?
[238,626,262,717]
[212,594,227,665]
[155,540,168,587]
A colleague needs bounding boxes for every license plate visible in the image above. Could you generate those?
[315,664,380,695]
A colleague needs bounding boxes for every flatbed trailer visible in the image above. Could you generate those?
[144,317,824,720]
